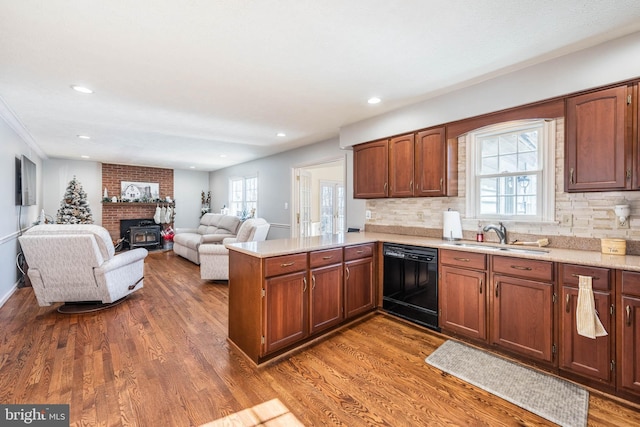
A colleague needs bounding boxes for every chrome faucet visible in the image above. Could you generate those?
[483,222,507,244]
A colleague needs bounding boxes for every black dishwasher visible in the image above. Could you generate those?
[382,243,439,331]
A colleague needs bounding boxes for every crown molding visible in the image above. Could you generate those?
[0,95,47,159]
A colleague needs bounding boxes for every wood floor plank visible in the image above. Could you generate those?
[0,251,638,426]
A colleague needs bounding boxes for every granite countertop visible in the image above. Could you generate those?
[226,231,640,272]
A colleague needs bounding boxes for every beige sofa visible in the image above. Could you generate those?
[199,218,270,280]
[173,213,241,264]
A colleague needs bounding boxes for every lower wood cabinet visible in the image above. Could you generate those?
[559,264,614,387]
[344,243,375,319]
[439,250,487,342]
[490,256,555,364]
[619,271,640,398]
[228,243,376,365]
[309,248,344,335]
[263,253,309,355]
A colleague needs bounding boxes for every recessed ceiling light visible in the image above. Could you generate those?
[367,97,381,104]
[77,135,91,139]
[71,85,94,94]
[81,155,90,159]
[276,132,286,137]
[220,154,227,158]
[189,166,196,169]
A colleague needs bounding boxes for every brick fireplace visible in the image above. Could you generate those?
[102,164,174,241]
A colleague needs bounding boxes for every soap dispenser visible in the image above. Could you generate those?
[476,223,484,242]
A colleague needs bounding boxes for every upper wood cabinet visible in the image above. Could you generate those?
[354,127,457,199]
[353,139,389,198]
[565,84,633,192]
[415,127,457,197]
[388,134,415,197]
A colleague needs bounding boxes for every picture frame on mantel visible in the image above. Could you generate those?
[121,181,160,202]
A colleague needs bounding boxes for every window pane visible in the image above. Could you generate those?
[499,133,517,154]
[500,154,518,173]
[480,155,498,174]
[481,138,499,156]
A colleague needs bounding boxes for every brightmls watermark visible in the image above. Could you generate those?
[1,405,69,426]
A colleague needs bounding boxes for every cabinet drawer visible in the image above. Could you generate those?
[344,243,375,261]
[264,253,308,277]
[622,271,640,297]
[440,249,486,270]
[492,255,553,282]
[560,264,611,291]
[310,248,343,268]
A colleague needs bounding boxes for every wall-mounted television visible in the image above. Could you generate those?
[15,154,37,206]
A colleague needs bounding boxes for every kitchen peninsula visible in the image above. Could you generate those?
[227,232,640,403]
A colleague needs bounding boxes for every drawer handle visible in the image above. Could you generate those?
[510,265,532,271]
[565,293,571,313]
[303,277,307,293]
[280,262,295,267]
[356,250,365,254]
[454,257,470,262]
[570,274,599,280]
[322,255,334,260]
[627,305,632,326]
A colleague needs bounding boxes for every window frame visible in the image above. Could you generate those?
[228,174,258,217]
[465,119,555,223]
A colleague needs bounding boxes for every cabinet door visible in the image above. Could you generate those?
[620,294,640,394]
[310,264,343,334]
[389,133,415,197]
[415,127,448,196]
[263,271,308,355]
[354,139,388,198]
[565,85,630,191]
[344,257,374,319]
[440,265,487,341]
[491,275,554,363]
[560,287,613,384]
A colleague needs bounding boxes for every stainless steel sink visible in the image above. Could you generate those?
[443,242,549,255]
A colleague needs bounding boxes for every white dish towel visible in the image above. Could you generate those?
[576,275,608,339]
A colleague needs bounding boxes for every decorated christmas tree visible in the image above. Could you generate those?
[56,176,94,224]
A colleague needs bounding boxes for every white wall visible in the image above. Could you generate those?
[173,168,210,229]
[0,110,43,306]
[210,137,366,239]
[340,31,640,147]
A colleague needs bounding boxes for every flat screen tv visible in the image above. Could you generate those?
[15,155,37,206]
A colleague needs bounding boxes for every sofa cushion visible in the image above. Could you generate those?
[173,232,201,250]
[217,215,241,235]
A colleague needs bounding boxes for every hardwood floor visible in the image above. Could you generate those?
[1,251,638,426]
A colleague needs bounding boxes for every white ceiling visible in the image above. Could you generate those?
[2,1,640,171]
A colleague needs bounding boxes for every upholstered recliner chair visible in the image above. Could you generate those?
[199,218,270,280]
[18,224,148,311]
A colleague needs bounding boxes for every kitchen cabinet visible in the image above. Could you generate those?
[490,255,555,364]
[354,139,389,198]
[263,253,309,354]
[309,248,344,334]
[439,249,487,342]
[344,243,375,319]
[618,271,640,398]
[354,127,457,199]
[414,127,457,197]
[388,133,415,197]
[565,84,632,192]
[228,241,377,365]
[559,264,614,387]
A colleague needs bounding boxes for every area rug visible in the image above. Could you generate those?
[426,340,588,427]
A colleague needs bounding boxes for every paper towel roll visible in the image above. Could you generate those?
[443,210,463,240]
